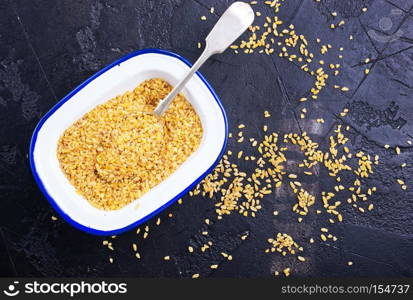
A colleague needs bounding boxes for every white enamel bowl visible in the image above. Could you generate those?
[30,49,228,235]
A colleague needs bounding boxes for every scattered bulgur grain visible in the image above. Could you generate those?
[266,233,302,255]
[340,108,349,117]
[397,179,405,185]
[166,3,387,272]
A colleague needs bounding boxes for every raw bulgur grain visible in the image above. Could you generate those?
[57,78,203,210]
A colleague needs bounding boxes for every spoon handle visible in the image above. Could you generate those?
[153,1,254,117]
[153,45,213,116]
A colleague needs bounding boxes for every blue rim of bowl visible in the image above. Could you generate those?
[29,48,228,236]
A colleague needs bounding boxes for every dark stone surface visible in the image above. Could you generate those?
[0,0,412,277]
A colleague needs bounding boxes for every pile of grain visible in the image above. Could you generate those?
[57,78,203,210]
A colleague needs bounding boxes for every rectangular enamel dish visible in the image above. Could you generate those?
[30,49,228,235]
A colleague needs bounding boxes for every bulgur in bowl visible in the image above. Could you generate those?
[29,49,228,235]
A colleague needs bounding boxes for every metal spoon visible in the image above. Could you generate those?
[153,1,255,116]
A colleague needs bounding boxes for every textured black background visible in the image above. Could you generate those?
[0,0,413,278]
